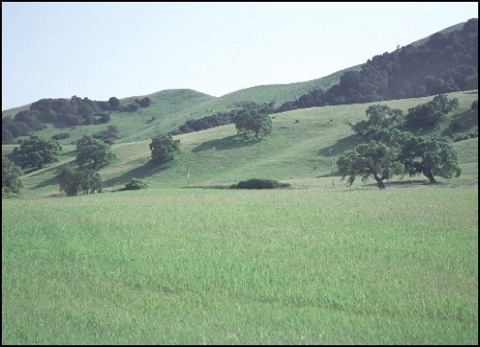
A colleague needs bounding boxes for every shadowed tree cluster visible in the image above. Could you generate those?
[55,135,115,196]
[57,165,102,196]
[337,96,462,189]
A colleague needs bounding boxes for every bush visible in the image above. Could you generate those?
[126,103,140,112]
[231,178,290,189]
[51,132,70,140]
[471,100,478,111]
[96,113,111,124]
[124,178,148,190]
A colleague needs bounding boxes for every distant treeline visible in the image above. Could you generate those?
[276,18,478,112]
[2,96,151,144]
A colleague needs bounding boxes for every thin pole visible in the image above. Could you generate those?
[186,150,190,186]
[330,147,334,187]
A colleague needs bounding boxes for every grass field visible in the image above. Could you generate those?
[2,187,478,344]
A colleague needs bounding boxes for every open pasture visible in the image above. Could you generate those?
[2,186,478,344]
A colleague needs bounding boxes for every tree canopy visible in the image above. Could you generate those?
[2,156,23,194]
[353,104,405,141]
[337,141,404,189]
[57,165,102,196]
[399,135,462,184]
[149,134,181,165]
[232,110,272,138]
[76,135,116,169]
[404,94,459,129]
[11,135,62,170]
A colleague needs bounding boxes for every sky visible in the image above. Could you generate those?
[2,2,478,110]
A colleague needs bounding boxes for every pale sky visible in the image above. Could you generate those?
[2,2,478,110]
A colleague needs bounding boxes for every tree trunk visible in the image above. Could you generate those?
[373,174,386,189]
[423,168,437,184]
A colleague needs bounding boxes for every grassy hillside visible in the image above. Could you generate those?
[1,67,360,146]
[1,104,31,118]
[411,22,465,47]
[8,89,215,146]
[212,65,362,106]
[7,90,477,198]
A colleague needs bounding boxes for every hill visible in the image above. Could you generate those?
[2,66,358,146]
[276,18,478,112]
[7,90,477,198]
[2,89,216,146]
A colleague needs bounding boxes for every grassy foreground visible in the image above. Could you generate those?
[2,187,478,344]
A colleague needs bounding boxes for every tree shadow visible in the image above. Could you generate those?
[31,160,172,190]
[33,175,60,189]
[192,135,262,153]
[30,162,74,189]
[102,161,171,188]
[318,134,360,156]
[386,179,430,186]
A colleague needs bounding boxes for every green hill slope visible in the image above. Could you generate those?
[215,66,362,106]
[117,66,361,144]
[11,89,216,146]
[2,67,357,146]
[10,91,477,197]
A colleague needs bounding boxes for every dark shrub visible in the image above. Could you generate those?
[52,132,70,140]
[124,178,148,190]
[231,178,290,189]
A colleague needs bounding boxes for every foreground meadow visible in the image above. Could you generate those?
[2,186,478,344]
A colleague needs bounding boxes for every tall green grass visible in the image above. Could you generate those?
[2,187,478,344]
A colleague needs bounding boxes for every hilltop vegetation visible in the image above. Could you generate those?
[2,95,153,144]
[277,18,478,112]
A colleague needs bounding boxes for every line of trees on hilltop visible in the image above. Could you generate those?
[276,18,478,113]
[2,95,151,144]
